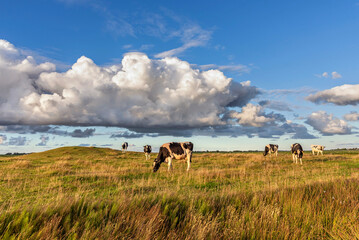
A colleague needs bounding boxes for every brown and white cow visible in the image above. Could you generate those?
[291,143,303,164]
[311,145,325,155]
[144,145,152,160]
[122,142,128,152]
[263,144,278,157]
[153,142,193,172]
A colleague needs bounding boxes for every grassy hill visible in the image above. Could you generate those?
[1,147,359,239]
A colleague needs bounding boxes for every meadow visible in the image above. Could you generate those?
[0,146,359,239]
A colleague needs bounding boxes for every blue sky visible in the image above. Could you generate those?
[0,0,359,153]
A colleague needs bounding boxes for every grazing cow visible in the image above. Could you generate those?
[263,144,279,157]
[291,143,303,164]
[144,145,152,160]
[153,142,193,172]
[311,145,325,155]
[122,142,128,152]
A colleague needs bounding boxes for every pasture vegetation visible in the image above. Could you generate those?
[0,147,359,239]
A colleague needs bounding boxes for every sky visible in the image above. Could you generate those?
[0,0,359,153]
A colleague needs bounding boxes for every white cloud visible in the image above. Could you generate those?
[322,72,329,78]
[331,71,342,79]
[228,104,276,127]
[315,71,342,79]
[344,111,359,121]
[306,84,359,105]
[0,39,259,130]
[305,111,351,135]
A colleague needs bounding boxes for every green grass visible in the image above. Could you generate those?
[1,147,359,239]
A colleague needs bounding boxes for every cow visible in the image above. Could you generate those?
[311,145,325,155]
[153,142,193,172]
[122,142,128,152]
[144,145,152,160]
[291,143,303,164]
[263,144,278,157]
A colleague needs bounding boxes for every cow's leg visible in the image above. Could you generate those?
[295,155,298,164]
[321,151,323,156]
[275,151,278,157]
[148,153,151,160]
[292,153,295,163]
[186,154,192,171]
[167,157,173,171]
[299,157,302,165]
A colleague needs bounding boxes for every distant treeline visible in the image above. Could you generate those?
[1,152,28,156]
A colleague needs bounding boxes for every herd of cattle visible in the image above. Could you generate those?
[120,142,325,172]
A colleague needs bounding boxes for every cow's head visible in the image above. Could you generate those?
[153,160,161,172]
[153,148,165,172]
[183,142,194,151]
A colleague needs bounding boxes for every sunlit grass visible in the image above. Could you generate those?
[0,147,359,239]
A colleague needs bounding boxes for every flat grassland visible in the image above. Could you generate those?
[1,147,359,239]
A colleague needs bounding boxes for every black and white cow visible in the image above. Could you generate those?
[153,142,193,172]
[263,144,279,157]
[144,145,152,160]
[311,145,325,155]
[291,143,303,164]
[122,142,128,152]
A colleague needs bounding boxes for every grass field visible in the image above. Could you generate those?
[1,147,359,239]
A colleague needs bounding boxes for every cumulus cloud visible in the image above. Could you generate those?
[227,103,283,127]
[0,40,259,131]
[344,111,359,121]
[305,111,351,135]
[306,84,359,105]
[69,128,95,138]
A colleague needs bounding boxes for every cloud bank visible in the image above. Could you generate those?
[0,39,259,131]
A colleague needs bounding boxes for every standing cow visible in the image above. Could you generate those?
[122,142,128,152]
[263,144,279,157]
[153,142,193,172]
[144,145,152,160]
[291,143,303,164]
[311,145,325,155]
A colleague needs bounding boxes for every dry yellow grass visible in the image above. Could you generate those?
[0,147,359,239]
